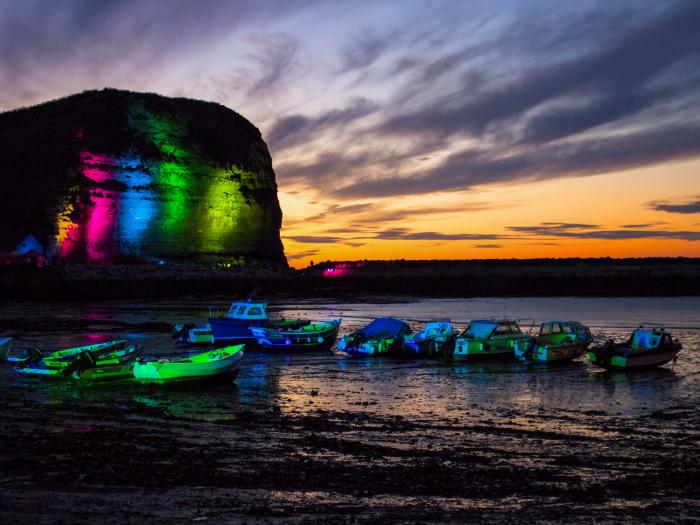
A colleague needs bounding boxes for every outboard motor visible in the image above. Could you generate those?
[16,347,44,369]
[172,323,195,341]
[62,350,97,377]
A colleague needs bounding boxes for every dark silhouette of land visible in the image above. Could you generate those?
[1,257,699,299]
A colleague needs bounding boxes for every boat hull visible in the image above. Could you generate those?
[343,338,404,356]
[403,335,455,356]
[133,346,244,384]
[588,344,682,370]
[173,324,214,345]
[515,340,591,363]
[250,320,340,351]
[209,318,310,343]
[14,340,129,377]
[451,337,528,361]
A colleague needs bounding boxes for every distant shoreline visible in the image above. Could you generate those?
[1,257,699,300]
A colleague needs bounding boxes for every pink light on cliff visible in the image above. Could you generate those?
[82,151,120,262]
[81,152,118,183]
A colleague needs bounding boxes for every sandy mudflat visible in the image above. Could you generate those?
[0,381,698,523]
[0,298,698,523]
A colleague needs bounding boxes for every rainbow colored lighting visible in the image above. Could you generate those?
[54,101,265,262]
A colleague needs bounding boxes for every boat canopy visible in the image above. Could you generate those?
[226,302,268,320]
[465,321,498,338]
[540,321,586,335]
[631,328,662,350]
[465,320,520,338]
[418,320,452,335]
[360,317,409,338]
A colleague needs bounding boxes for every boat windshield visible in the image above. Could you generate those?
[464,321,498,338]
[631,329,662,350]
[226,302,268,320]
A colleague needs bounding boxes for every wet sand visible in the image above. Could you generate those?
[0,298,698,523]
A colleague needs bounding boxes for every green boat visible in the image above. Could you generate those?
[132,345,244,384]
[14,340,130,377]
[451,320,530,360]
[514,321,592,363]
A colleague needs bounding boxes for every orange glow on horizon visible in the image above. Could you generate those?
[279,158,700,268]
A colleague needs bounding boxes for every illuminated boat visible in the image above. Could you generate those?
[588,326,682,370]
[0,337,11,362]
[208,300,309,343]
[68,345,141,381]
[250,319,341,350]
[515,321,592,363]
[13,340,132,377]
[337,317,412,356]
[451,320,530,360]
[132,345,244,384]
[173,323,214,345]
[403,320,456,356]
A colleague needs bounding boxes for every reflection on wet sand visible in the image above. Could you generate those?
[0,298,697,522]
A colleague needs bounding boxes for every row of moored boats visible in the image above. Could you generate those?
[175,299,684,370]
[0,299,684,386]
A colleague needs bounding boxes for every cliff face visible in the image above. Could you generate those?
[0,89,287,265]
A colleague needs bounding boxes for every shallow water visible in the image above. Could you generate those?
[1,297,698,522]
[1,296,698,419]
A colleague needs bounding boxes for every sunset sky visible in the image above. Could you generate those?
[1,0,699,267]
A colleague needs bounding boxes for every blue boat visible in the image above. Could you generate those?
[208,300,309,343]
[337,317,412,356]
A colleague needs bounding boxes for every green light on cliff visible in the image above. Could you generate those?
[53,95,277,262]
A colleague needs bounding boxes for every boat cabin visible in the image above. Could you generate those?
[629,327,672,350]
[463,320,522,340]
[538,321,591,344]
[226,302,268,320]
[414,320,453,338]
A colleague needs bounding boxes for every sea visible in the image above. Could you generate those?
[1,296,697,420]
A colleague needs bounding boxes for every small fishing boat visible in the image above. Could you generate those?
[250,319,341,350]
[403,320,456,356]
[588,326,682,370]
[172,323,214,345]
[0,337,11,362]
[451,320,530,360]
[515,321,592,363]
[337,317,411,356]
[13,340,129,377]
[132,345,244,384]
[209,300,309,343]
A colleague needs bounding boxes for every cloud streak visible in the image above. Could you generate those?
[649,197,700,214]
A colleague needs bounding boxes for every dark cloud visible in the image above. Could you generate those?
[337,123,700,197]
[379,2,700,141]
[474,244,502,249]
[341,28,391,71]
[0,1,311,95]
[248,35,299,95]
[508,223,700,241]
[286,249,320,260]
[296,203,374,224]
[621,222,668,228]
[267,98,377,150]
[285,235,340,244]
[374,230,502,241]
[649,197,700,214]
